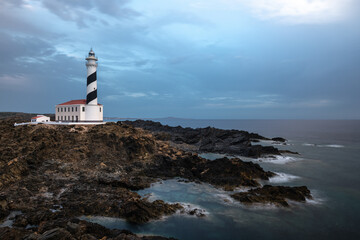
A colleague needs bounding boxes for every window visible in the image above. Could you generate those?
[64,107,66,112]
[57,108,59,112]
[61,116,63,121]
[76,116,78,122]
[82,107,85,112]
[72,116,74,121]
[75,107,77,112]
[100,107,101,112]
[61,108,63,112]
[68,107,70,112]
[58,116,59,121]
[72,107,74,112]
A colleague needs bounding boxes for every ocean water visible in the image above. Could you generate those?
[87,119,360,239]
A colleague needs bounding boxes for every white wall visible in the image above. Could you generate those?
[32,116,50,122]
[85,105,103,122]
[55,104,103,122]
[55,104,84,122]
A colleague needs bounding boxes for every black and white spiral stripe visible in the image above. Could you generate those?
[86,71,97,104]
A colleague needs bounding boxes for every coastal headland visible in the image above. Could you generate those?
[0,114,311,239]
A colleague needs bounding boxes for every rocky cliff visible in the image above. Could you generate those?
[0,117,311,239]
[123,120,282,157]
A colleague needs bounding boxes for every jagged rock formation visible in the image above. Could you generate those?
[231,185,312,207]
[0,218,176,240]
[144,156,274,189]
[123,120,281,157]
[0,116,311,239]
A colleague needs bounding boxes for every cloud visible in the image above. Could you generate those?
[94,0,139,18]
[202,97,233,101]
[105,91,161,100]
[0,0,27,8]
[293,99,333,107]
[201,94,279,109]
[0,0,358,118]
[232,0,354,24]
[39,0,139,28]
[0,74,28,89]
[0,3,56,38]
[40,0,94,28]
[124,92,147,98]
[201,94,332,109]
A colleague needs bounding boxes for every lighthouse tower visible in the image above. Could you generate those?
[55,49,103,123]
[86,49,98,105]
[84,49,103,121]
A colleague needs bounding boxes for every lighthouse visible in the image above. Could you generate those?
[86,49,98,105]
[55,49,103,122]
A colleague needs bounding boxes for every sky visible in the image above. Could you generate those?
[0,0,359,119]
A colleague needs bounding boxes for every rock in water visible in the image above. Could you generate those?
[123,120,283,157]
[231,185,312,207]
[271,137,287,143]
[0,117,310,239]
[144,155,275,188]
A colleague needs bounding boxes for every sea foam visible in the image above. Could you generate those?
[255,155,302,164]
[268,172,300,183]
[319,144,344,148]
[303,143,344,148]
[177,203,209,217]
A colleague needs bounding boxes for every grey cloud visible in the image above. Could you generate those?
[0,1,63,38]
[39,0,139,28]
[0,32,56,74]
[41,0,93,28]
[0,32,86,112]
[133,59,149,67]
[0,0,27,8]
[94,0,139,18]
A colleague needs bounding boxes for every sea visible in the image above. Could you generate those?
[84,119,360,240]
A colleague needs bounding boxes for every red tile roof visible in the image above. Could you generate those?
[31,115,46,119]
[58,99,86,105]
[57,99,102,105]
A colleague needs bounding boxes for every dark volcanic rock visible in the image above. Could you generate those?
[231,185,312,207]
[0,116,310,239]
[1,218,177,240]
[271,137,287,143]
[121,200,182,224]
[279,150,299,155]
[123,120,281,158]
[0,195,9,221]
[37,227,74,240]
[1,119,271,225]
[0,227,32,240]
[145,155,274,188]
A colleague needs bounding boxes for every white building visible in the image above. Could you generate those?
[55,49,103,122]
[55,99,103,122]
[31,115,50,123]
